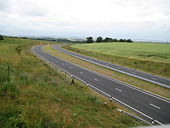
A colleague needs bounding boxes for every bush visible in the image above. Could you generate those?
[0,35,4,40]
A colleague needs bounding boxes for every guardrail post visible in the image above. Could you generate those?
[151,118,155,125]
[65,72,66,83]
[110,96,112,102]
[71,75,74,85]
[7,64,10,82]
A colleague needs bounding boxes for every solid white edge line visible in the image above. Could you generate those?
[73,76,164,126]
[55,45,170,89]
[58,45,170,82]
[33,46,164,126]
[53,45,170,104]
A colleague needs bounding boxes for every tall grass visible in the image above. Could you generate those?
[0,37,144,128]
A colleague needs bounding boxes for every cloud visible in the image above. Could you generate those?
[0,0,11,12]
[0,0,170,41]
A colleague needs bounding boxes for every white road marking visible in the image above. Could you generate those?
[55,46,170,89]
[115,88,122,92]
[149,103,160,109]
[53,47,170,103]
[34,46,165,126]
[80,72,84,74]
[152,77,157,80]
[94,78,99,82]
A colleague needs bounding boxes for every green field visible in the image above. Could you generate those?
[66,42,170,77]
[0,37,143,128]
[72,43,170,63]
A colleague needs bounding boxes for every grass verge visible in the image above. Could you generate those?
[63,44,170,78]
[0,37,144,128]
[43,45,170,99]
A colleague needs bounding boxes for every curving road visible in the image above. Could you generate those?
[32,45,170,125]
[53,45,170,88]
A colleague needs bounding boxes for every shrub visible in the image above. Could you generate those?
[0,35,4,40]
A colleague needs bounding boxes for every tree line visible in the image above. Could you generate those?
[0,35,4,40]
[86,36,133,43]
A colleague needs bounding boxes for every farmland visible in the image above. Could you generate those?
[66,42,170,77]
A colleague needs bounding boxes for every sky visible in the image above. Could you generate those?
[0,0,170,41]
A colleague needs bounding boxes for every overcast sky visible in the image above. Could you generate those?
[0,0,170,41]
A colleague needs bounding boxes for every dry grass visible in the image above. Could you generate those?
[65,44,170,78]
[0,37,144,128]
[44,45,170,99]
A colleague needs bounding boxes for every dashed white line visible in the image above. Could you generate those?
[80,72,84,74]
[149,103,160,109]
[115,88,122,92]
[152,77,157,80]
[34,46,165,126]
[94,78,99,82]
[131,72,136,74]
[55,46,170,88]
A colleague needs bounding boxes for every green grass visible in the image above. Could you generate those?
[71,43,170,62]
[65,43,170,77]
[0,37,144,128]
[44,45,170,99]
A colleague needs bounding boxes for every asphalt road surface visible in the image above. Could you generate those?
[32,45,170,125]
[53,45,170,88]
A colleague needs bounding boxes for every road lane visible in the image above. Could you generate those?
[53,45,170,88]
[32,45,170,125]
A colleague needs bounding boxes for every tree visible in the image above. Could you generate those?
[96,36,103,43]
[112,38,118,42]
[127,39,133,43]
[119,39,124,42]
[103,37,113,42]
[0,35,4,40]
[86,37,93,43]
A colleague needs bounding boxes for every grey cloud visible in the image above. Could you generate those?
[0,0,11,12]
[21,7,46,17]
[11,0,47,17]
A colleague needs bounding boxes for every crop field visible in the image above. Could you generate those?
[72,42,170,63]
[0,37,143,128]
[66,42,170,77]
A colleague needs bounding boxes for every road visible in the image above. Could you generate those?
[32,45,170,125]
[53,45,170,88]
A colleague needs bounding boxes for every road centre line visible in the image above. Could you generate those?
[53,46,170,103]
[80,72,84,74]
[54,46,170,89]
[33,46,165,125]
[115,88,122,92]
[94,78,99,82]
[149,103,161,109]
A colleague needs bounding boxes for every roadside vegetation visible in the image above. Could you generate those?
[64,42,170,78]
[44,46,170,99]
[0,37,144,128]
[0,35,4,40]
